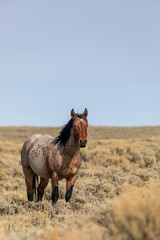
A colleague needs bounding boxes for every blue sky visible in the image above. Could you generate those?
[0,0,160,126]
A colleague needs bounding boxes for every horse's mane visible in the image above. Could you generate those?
[54,114,88,146]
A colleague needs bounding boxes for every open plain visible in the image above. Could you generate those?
[1,126,160,240]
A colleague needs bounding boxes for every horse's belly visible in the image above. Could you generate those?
[29,156,51,179]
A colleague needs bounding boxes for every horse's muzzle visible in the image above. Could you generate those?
[79,139,87,148]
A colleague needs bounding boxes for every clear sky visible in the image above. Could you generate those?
[0,0,160,127]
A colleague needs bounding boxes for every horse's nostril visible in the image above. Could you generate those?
[79,139,87,147]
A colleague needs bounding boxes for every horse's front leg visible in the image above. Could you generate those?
[51,172,59,204]
[65,173,78,202]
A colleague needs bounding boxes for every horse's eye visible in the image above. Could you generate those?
[74,125,76,128]
[86,124,88,127]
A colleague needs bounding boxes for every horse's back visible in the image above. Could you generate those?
[21,134,54,178]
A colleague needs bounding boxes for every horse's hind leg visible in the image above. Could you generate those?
[23,167,35,201]
[37,177,49,201]
[51,172,59,204]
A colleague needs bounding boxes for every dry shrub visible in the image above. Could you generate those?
[155,150,160,163]
[103,184,160,240]
[0,141,4,151]
[144,155,157,168]
[1,131,160,240]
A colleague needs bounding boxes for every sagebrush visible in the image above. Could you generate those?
[1,127,160,240]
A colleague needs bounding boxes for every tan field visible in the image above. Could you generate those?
[1,126,160,240]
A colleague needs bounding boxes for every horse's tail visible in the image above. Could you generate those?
[33,174,39,203]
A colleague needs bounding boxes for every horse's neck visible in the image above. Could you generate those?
[60,131,80,158]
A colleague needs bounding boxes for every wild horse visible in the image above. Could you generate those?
[21,108,88,204]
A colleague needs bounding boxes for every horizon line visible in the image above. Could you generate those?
[0,125,160,128]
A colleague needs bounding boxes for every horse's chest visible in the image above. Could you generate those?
[58,156,81,177]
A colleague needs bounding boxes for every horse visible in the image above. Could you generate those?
[21,108,88,204]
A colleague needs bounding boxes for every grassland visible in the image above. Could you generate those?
[1,126,160,240]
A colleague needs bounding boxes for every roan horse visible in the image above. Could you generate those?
[21,108,88,204]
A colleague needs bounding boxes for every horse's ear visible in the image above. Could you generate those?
[83,108,88,118]
[71,108,76,119]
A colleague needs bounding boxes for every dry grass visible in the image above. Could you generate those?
[97,184,160,240]
[1,126,160,240]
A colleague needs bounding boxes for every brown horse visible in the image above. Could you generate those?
[21,108,88,204]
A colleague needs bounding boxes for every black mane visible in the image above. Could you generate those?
[54,114,88,146]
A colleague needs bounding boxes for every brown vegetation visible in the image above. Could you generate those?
[1,126,160,240]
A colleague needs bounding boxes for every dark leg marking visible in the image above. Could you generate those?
[65,185,73,202]
[37,177,49,202]
[27,192,33,201]
[52,186,59,204]
[37,187,44,201]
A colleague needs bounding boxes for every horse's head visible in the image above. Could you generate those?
[71,108,88,148]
